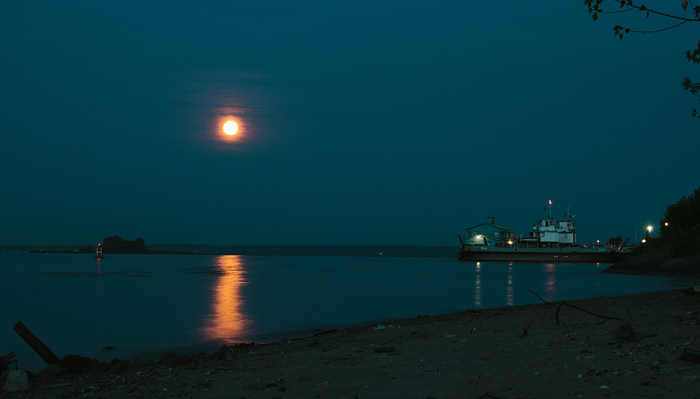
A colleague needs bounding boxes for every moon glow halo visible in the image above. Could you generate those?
[223,120,238,135]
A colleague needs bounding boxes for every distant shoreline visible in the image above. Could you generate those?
[28,249,206,255]
[4,244,458,258]
[603,245,700,277]
[19,245,700,277]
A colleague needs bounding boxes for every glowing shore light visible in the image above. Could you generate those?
[647,225,653,232]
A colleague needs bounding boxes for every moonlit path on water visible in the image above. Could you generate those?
[0,253,688,371]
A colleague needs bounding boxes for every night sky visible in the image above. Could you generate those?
[2,1,699,246]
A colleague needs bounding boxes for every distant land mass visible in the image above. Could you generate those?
[6,242,457,258]
[101,236,152,254]
[25,236,194,255]
[10,238,700,276]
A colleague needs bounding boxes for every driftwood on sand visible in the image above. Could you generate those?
[527,285,623,325]
[0,351,17,372]
[13,321,61,365]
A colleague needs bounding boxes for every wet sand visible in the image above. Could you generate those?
[3,288,700,399]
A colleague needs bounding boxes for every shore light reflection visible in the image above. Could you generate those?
[506,263,514,306]
[545,263,558,300]
[199,255,250,342]
[474,262,482,307]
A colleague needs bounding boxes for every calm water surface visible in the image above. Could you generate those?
[0,253,688,371]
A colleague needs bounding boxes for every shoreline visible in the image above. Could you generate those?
[603,246,700,278]
[3,245,458,258]
[4,288,700,398]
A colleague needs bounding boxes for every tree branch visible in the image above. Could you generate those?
[589,0,700,22]
[622,19,690,34]
[527,285,623,325]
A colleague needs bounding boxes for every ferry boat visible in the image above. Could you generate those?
[457,203,622,263]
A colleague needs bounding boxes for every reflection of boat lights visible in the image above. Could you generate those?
[474,262,482,307]
[506,264,514,306]
[545,264,557,298]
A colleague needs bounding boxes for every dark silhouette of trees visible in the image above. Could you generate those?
[102,236,152,254]
[583,0,700,116]
[660,187,700,256]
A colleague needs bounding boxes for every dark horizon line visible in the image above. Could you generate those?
[2,243,457,247]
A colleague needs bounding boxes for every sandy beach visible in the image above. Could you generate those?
[3,286,700,399]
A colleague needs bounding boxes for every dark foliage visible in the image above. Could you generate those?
[102,236,152,254]
[583,0,700,117]
[660,187,700,256]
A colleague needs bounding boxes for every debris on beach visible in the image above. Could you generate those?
[3,370,29,392]
[372,324,396,330]
[0,352,17,372]
[13,321,61,365]
[680,348,700,363]
[613,322,636,342]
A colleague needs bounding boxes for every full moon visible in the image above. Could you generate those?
[223,120,238,135]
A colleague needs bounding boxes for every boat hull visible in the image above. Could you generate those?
[457,246,620,263]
